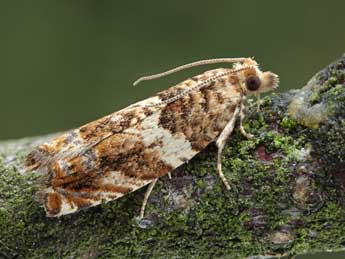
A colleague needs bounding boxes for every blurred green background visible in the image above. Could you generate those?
[1,1,345,141]
[1,1,345,258]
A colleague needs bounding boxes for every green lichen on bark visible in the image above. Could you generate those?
[1,56,345,259]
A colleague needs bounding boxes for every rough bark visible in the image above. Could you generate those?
[0,55,345,259]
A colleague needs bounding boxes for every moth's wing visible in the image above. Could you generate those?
[26,96,162,172]
[25,68,229,172]
[26,68,243,217]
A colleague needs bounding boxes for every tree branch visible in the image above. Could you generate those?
[1,55,345,259]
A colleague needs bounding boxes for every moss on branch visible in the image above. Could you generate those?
[1,55,345,259]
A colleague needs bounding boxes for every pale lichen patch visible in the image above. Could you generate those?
[288,90,332,129]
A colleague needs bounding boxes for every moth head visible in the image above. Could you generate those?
[245,71,279,94]
[236,58,279,95]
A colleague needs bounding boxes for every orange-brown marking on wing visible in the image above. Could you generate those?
[228,74,239,85]
[78,115,113,141]
[52,135,70,150]
[94,130,171,179]
[100,184,131,194]
[51,170,100,188]
[46,192,62,216]
[64,194,93,210]
[49,161,66,179]
[65,156,86,176]
[158,78,236,152]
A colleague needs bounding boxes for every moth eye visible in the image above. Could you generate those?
[245,76,261,91]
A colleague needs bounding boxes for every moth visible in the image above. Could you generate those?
[26,57,279,219]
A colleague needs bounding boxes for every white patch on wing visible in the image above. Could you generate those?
[110,113,123,122]
[58,195,79,216]
[127,111,197,169]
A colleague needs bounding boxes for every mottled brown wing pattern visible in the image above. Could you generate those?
[26,68,244,217]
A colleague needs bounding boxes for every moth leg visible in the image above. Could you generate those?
[239,95,254,139]
[168,172,172,180]
[140,178,158,219]
[216,107,240,190]
[255,92,261,112]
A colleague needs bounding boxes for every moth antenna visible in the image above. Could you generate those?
[133,58,248,86]
[145,66,253,107]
